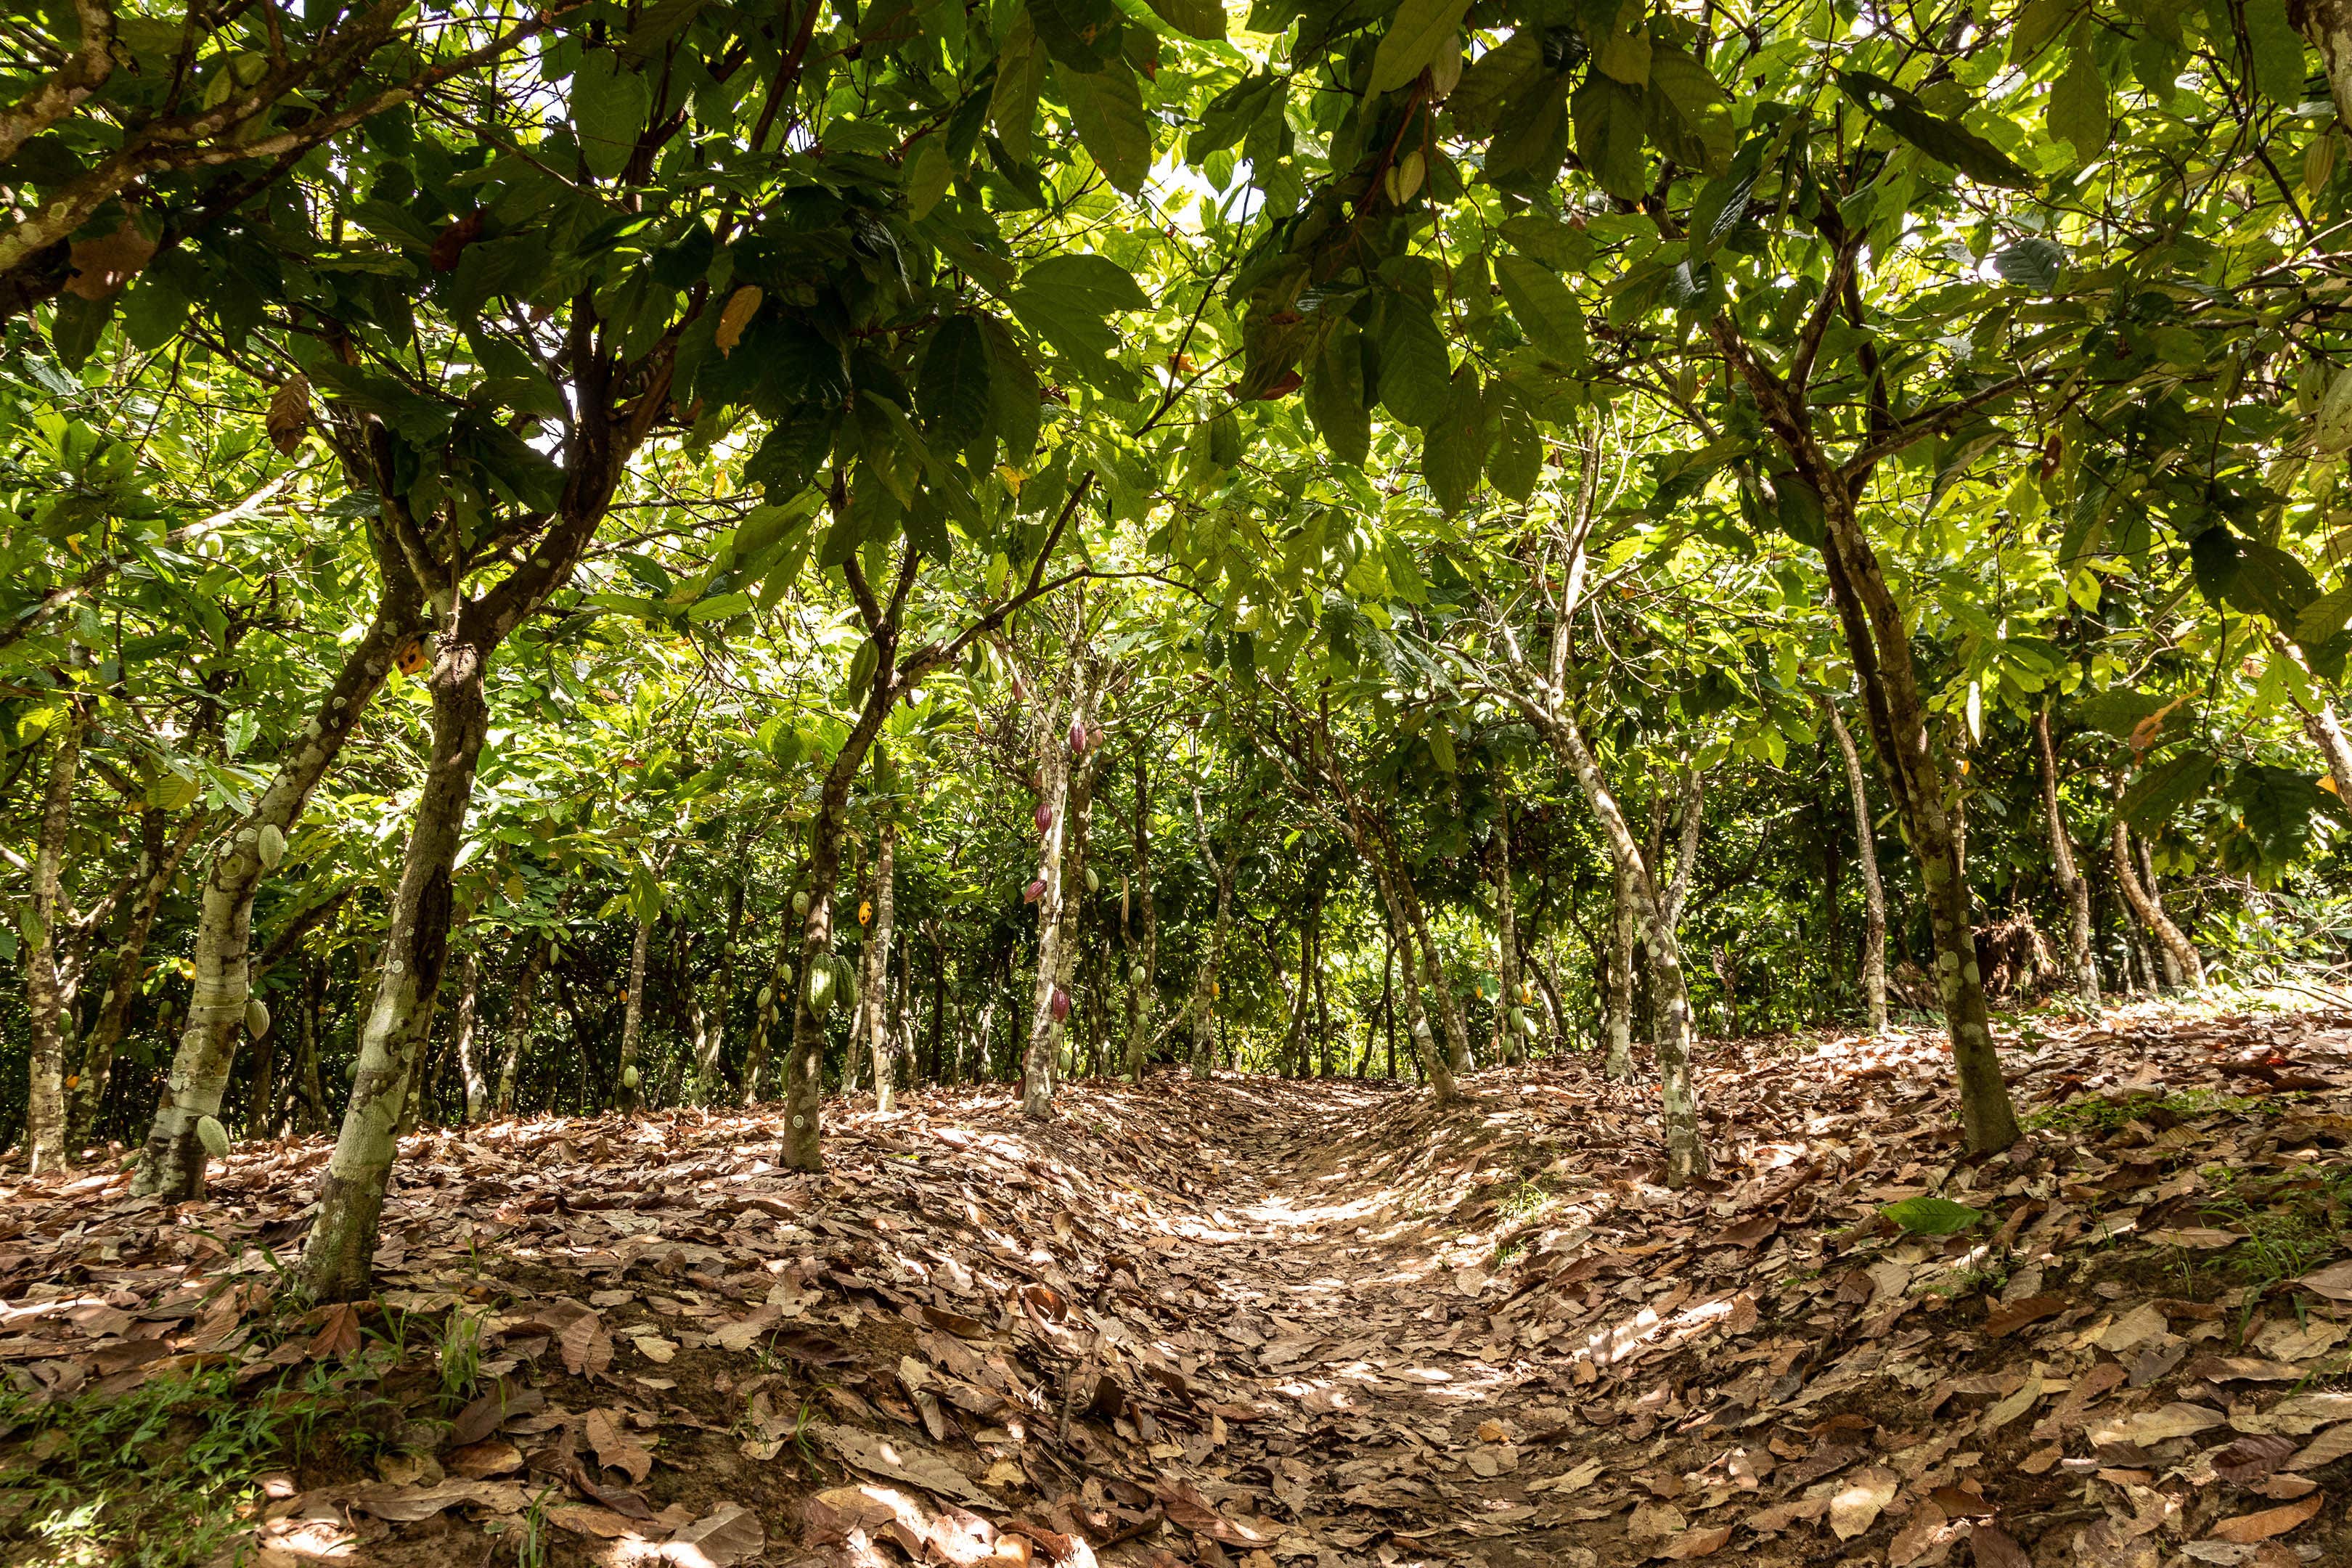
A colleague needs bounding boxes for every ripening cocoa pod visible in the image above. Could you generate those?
[622,1065,641,1089]
[197,1116,231,1158]
[1034,802,1055,835]
[1069,718,1087,754]
[858,899,873,926]
[1087,724,1104,750]
[245,997,271,1038]
[792,891,812,917]
[1050,986,1071,1020]
[257,823,287,870]
[1024,877,1046,904]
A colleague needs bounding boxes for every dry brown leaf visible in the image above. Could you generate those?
[587,1408,654,1485]
[2287,1420,2352,1471]
[308,1302,362,1360]
[445,1439,523,1479]
[561,1312,613,1377]
[1982,1294,2066,1338]
[65,216,158,300]
[2205,1492,2324,1544]
[547,1503,648,1539]
[1657,1524,1733,1559]
[1829,1466,1899,1540]
[664,1503,764,1567]
[1968,1522,2032,1568]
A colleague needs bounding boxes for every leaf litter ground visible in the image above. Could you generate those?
[4,1001,2352,1567]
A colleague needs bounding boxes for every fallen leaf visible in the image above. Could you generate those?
[587,1408,654,1485]
[1628,1502,1688,1542]
[2146,1228,2242,1249]
[815,1423,1003,1511]
[1658,1524,1733,1559]
[1982,1295,2066,1338]
[665,1503,764,1566]
[2088,1403,2226,1446]
[2206,1492,2324,1544]
[1829,1466,1899,1540]
[2212,1434,2298,1485]
[309,1303,363,1360]
[2287,1421,2352,1471]
[346,1480,526,1521]
[561,1312,613,1378]
[1969,1522,2033,1568]
[547,1503,646,1538]
[2292,1259,2352,1300]
[445,1440,523,1479]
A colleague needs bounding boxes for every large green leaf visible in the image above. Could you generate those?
[1058,61,1151,195]
[2119,750,2218,828]
[1571,75,1649,201]
[1882,1196,1984,1235]
[918,315,993,449]
[1376,301,1453,429]
[1421,369,1488,516]
[1304,323,1369,467]
[1028,0,1124,72]
[2046,46,2109,162]
[1368,0,1473,95]
[1835,70,2035,189]
[1143,0,1225,40]
[571,49,650,179]
[1643,43,1735,176]
[1494,253,1588,364]
[2243,0,2308,108]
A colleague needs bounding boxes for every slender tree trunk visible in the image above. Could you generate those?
[302,630,492,1299]
[1123,746,1156,1080]
[2112,807,2201,984]
[1187,779,1233,1082]
[1604,858,1636,1078]
[495,934,554,1116]
[2032,707,2101,1005]
[296,960,327,1133]
[135,576,421,1198]
[1493,800,1523,1066]
[70,808,202,1141]
[452,950,489,1122]
[866,814,899,1110]
[1363,849,1460,1101]
[1821,696,1890,1031]
[740,881,801,1103]
[617,910,654,1112]
[1405,886,1472,1074]
[1021,677,1076,1115]
[691,879,743,1104]
[24,706,86,1174]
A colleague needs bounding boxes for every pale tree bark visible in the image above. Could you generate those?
[1045,710,1105,1088]
[1363,846,1461,1102]
[1493,799,1523,1066]
[23,704,86,1174]
[301,630,492,1299]
[2112,804,2201,985]
[2032,707,2101,1006]
[865,813,899,1111]
[617,910,655,1112]
[1019,671,1075,1116]
[1405,884,1474,1074]
[70,805,203,1140]
[1821,696,1890,1030]
[2298,0,2352,134]
[690,878,743,1104]
[134,569,422,1198]
[1711,266,2019,1155]
[1186,777,1236,1082]
[1122,746,1156,1080]
[494,931,556,1116]
[452,950,490,1122]
[295,959,327,1132]
[1604,858,1636,1077]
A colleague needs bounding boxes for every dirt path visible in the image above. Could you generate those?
[6,1008,2352,1568]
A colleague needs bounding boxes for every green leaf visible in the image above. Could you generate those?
[1643,42,1735,176]
[1571,75,1649,200]
[2007,0,2073,62]
[1304,322,1369,467]
[2296,583,2352,646]
[1494,253,1588,365]
[977,314,1041,459]
[1376,300,1453,428]
[2120,750,2218,828]
[1499,214,1594,272]
[1421,368,1487,516]
[1368,0,1473,95]
[1835,70,2036,189]
[2227,538,2319,625]
[905,138,952,219]
[1019,253,1151,313]
[48,291,113,369]
[1882,1196,1985,1235]
[991,9,1048,165]
[1993,237,2067,291]
[1143,0,1225,40]
[1028,0,1124,72]
[919,315,994,449]
[686,590,753,623]
[2047,46,2108,162]
[2243,0,2308,107]
[571,49,650,179]
[1487,380,1540,502]
[1058,61,1151,195]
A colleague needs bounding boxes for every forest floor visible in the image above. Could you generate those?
[4,1003,2352,1568]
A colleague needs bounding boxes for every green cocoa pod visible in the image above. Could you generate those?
[1084,867,1101,894]
[257,823,287,870]
[245,997,271,1038]
[621,1065,641,1089]
[792,891,811,917]
[807,962,836,1016]
[757,984,774,1010]
[197,1116,231,1159]
[346,1059,359,1082]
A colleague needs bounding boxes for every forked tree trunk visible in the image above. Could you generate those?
[135,575,420,1198]
[1046,726,1103,1083]
[1604,859,1636,1078]
[70,807,203,1141]
[1537,706,1707,1186]
[495,933,555,1116]
[865,814,899,1111]
[1402,881,1473,1074]
[2033,707,2101,1006]
[1363,850,1461,1101]
[1821,696,1890,1030]
[24,705,86,1175]
[2112,807,2202,985]
[302,632,493,1299]
[1123,747,1156,1080]
[452,950,489,1122]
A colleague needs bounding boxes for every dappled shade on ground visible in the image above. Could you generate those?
[4,1005,2352,1566]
